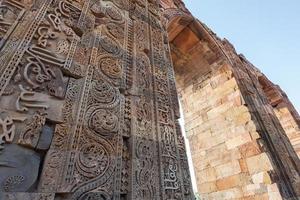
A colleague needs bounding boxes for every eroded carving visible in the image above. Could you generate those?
[90,79,120,106]
[76,143,110,178]
[99,56,122,79]
[16,84,49,112]
[0,115,15,150]
[18,112,46,149]
[0,113,26,152]
[99,35,122,56]
[87,108,119,136]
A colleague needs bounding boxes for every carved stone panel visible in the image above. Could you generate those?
[0,0,194,199]
[1,0,299,199]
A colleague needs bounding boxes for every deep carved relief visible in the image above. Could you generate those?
[0,0,195,199]
[99,56,122,79]
[0,114,15,150]
[18,112,46,149]
[76,142,110,178]
[0,0,299,199]
[87,108,119,136]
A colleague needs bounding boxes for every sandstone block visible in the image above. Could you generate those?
[238,141,261,158]
[242,183,268,197]
[251,172,272,185]
[246,153,273,175]
[226,132,252,150]
[267,184,283,200]
[239,159,249,173]
[215,160,241,179]
[198,181,217,194]
[209,187,243,199]
[198,167,217,183]
[216,173,250,191]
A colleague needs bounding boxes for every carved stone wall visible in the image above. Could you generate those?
[0,0,194,199]
[0,0,300,200]
[162,0,300,199]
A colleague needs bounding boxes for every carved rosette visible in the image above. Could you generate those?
[86,107,119,137]
[89,79,120,106]
[76,142,111,179]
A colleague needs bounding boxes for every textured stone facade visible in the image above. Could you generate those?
[164,1,300,200]
[178,65,281,199]
[0,0,193,199]
[0,0,299,200]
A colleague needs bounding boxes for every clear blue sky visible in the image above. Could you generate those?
[184,0,300,112]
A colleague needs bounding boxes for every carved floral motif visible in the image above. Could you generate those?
[99,56,122,79]
[76,143,110,178]
[0,115,15,151]
[18,112,46,148]
[90,79,119,106]
[87,108,119,136]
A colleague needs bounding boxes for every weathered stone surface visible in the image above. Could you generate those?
[0,193,55,200]
[0,0,299,199]
[0,144,40,192]
[246,154,274,175]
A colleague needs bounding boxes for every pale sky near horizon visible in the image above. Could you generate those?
[184,0,300,113]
